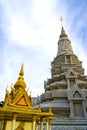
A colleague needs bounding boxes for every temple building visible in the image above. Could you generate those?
[36,25,87,129]
[0,64,56,130]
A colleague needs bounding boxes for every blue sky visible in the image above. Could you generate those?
[0,0,87,100]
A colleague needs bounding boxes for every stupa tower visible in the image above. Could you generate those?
[39,20,87,129]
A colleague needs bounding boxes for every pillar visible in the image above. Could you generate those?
[49,120,51,130]
[46,118,50,130]
[40,118,43,130]
[11,113,17,130]
[65,56,67,64]
[82,100,87,117]
[32,116,37,130]
[67,79,70,89]
[75,78,78,87]
[46,121,49,130]
[36,121,38,130]
[70,101,74,118]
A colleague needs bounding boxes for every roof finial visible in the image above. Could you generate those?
[14,64,26,90]
[60,16,63,27]
[19,64,24,76]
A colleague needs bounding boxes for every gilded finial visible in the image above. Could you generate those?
[19,64,24,76]
[14,64,26,90]
[38,104,41,112]
[49,107,52,113]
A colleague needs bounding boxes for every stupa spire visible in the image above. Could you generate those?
[60,17,68,38]
[60,16,63,27]
[57,18,74,55]
[60,26,68,38]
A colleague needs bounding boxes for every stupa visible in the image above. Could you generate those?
[38,24,87,129]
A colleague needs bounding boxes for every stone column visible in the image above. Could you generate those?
[82,100,87,117]
[67,79,70,89]
[70,101,74,118]
[11,113,17,130]
[70,55,72,63]
[65,56,67,64]
[75,78,78,87]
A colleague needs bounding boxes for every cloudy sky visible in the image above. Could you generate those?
[0,0,87,100]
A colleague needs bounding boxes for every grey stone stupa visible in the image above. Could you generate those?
[36,25,87,129]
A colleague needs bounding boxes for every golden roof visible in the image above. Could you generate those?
[0,64,56,122]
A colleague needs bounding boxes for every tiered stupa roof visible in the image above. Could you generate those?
[39,24,87,120]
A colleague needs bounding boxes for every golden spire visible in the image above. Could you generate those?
[14,64,26,90]
[19,64,24,76]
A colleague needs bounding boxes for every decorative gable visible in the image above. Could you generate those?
[73,91,81,98]
[66,68,77,79]
[67,85,85,100]
[14,95,28,106]
[12,89,32,107]
[70,72,74,76]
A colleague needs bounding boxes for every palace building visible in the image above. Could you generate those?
[0,64,56,130]
[35,25,87,130]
